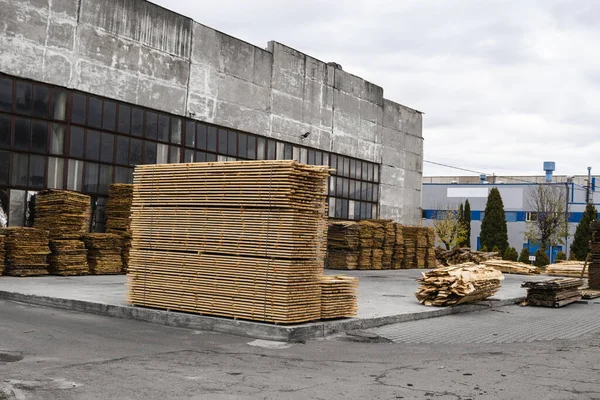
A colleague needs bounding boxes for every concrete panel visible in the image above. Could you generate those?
[1,2,48,46]
[0,36,47,82]
[77,60,139,104]
[221,34,255,82]
[404,133,424,156]
[270,42,305,99]
[215,101,270,135]
[382,146,406,169]
[399,105,423,137]
[139,47,189,86]
[252,47,273,87]
[50,0,80,20]
[380,165,405,188]
[305,56,327,84]
[383,99,402,130]
[379,203,403,221]
[186,93,215,121]
[191,23,222,70]
[405,151,422,173]
[334,89,360,116]
[47,21,75,50]
[77,26,141,72]
[43,51,73,87]
[360,98,384,124]
[136,79,187,114]
[219,76,270,112]
[271,91,304,121]
[188,64,215,96]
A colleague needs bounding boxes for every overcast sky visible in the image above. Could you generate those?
[153,0,600,178]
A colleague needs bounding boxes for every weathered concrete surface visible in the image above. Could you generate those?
[0,0,424,224]
[0,271,545,342]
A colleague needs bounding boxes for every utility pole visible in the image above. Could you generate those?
[565,177,572,259]
[586,167,592,204]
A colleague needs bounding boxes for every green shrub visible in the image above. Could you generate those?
[518,248,530,263]
[503,247,518,261]
[480,245,488,252]
[533,249,550,267]
[491,245,500,254]
[555,251,566,261]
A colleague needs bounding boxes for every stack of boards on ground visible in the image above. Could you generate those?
[106,184,134,272]
[48,240,89,275]
[326,221,435,270]
[415,263,504,306]
[590,221,600,289]
[484,260,541,275]
[128,160,356,324]
[522,278,583,308]
[435,247,500,266]
[546,261,587,278]
[319,275,359,319]
[0,228,50,276]
[81,234,123,274]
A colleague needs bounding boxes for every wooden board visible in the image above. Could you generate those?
[0,227,50,276]
[33,190,91,239]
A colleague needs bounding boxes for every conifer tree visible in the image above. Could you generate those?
[570,202,598,261]
[463,200,471,247]
[518,247,530,263]
[480,188,509,254]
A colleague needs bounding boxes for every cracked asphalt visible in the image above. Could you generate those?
[1,299,600,400]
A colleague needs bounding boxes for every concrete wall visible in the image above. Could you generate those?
[0,0,423,224]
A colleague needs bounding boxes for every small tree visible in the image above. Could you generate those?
[492,245,500,254]
[570,202,598,261]
[432,208,468,250]
[503,247,518,261]
[480,245,489,252]
[524,184,569,252]
[458,203,464,245]
[463,199,471,247]
[555,251,567,261]
[480,188,509,254]
[518,248,530,263]
[533,249,550,267]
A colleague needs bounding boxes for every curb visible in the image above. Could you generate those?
[0,291,525,342]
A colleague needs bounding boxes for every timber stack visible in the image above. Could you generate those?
[522,278,583,308]
[127,160,355,324]
[327,221,360,270]
[81,233,123,274]
[380,220,395,269]
[402,226,418,268]
[590,221,600,289]
[435,247,500,266]
[106,184,134,272]
[0,234,5,275]
[546,261,587,278]
[484,260,541,275]
[48,240,89,275]
[415,263,504,306]
[319,275,359,319]
[391,223,404,269]
[0,227,50,276]
[426,228,437,268]
[34,190,91,239]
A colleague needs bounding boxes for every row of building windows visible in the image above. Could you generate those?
[422,210,542,222]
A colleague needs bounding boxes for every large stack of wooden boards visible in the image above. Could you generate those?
[415,263,504,306]
[546,261,587,278]
[105,184,134,272]
[127,160,353,324]
[484,260,541,275]
[435,247,500,266]
[0,234,5,275]
[34,190,91,275]
[0,227,50,276]
[81,234,123,274]
[319,275,359,319]
[522,278,583,308]
[590,221,600,289]
[326,221,435,270]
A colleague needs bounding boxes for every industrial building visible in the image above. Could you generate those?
[0,0,424,231]
[422,164,599,262]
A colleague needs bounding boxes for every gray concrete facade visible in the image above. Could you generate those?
[0,0,423,223]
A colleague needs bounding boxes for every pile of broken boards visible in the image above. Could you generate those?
[327,220,436,270]
[546,261,587,278]
[435,247,500,266]
[483,260,541,275]
[415,262,504,306]
[522,278,583,308]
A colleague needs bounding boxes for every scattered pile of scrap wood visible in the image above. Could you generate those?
[0,234,5,275]
[546,261,587,278]
[435,247,500,266]
[128,160,355,324]
[327,221,435,270]
[34,190,91,239]
[48,240,89,275]
[522,278,583,308]
[415,263,504,306]
[319,275,359,319]
[106,184,134,272]
[0,227,50,276]
[483,260,541,275]
[590,221,600,289]
[81,234,123,274]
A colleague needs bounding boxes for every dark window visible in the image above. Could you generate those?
[195,151,206,162]
[196,124,206,150]
[185,121,195,147]
[238,133,248,158]
[0,150,9,185]
[131,107,143,136]
[69,127,84,158]
[217,129,227,154]
[116,136,129,165]
[83,162,99,193]
[31,121,48,153]
[340,199,349,219]
[206,126,217,152]
[171,118,182,144]
[0,114,11,148]
[360,161,366,181]
[315,151,322,165]
[144,141,157,164]
[307,149,315,165]
[206,152,217,162]
[267,140,276,160]
[145,112,157,140]
[330,154,337,174]
[284,144,293,160]
[184,149,194,163]
[343,157,350,178]
[349,180,356,200]
[11,153,28,186]
[33,85,50,118]
[247,135,256,159]
[115,167,133,184]
[336,177,343,197]
[335,198,343,218]
[100,132,114,163]
[227,130,237,156]
[329,177,336,196]
[169,146,180,163]
[102,101,116,131]
[374,164,379,182]
[157,114,169,142]
[349,159,356,179]
[118,105,131,134]
[129,138,142,166]
[71,94,86,124]
[0,77,12,112]
[367,163,373,182]
[86,130,100,161]
[52,89,67,120]
[98,164,112,194]
[366,183,373,202]
[67,159,83,191]
[343,178,349,198]
[88,97,102,128]
[15,81,33,114]
[29,154,46,188]
[14,118,30,151]
[256,137,265,160]
[373,185,379,202]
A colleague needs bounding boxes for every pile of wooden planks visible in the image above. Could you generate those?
[436,247,500,266]
[546,261,587,278]
[327,221,360,270]
[590,221,600,289]
[127,160,346,324]
[415,263,504,306]
[402,226,418,268]
[34,190,91,239]
[392,223,404,268]
[0,234,5,275]
[319,275,359,319]
[522,278,583,307]
[106,183,134,272]
[48,240,89,275]
[0,227,50,276]
[81,234,123,274]
[484,260,541,275]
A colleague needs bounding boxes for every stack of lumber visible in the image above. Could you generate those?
[106,183,134,272]
[34,190,91,239]
[436,247,500,266]
[327,221,360,270]
[81,234,123,274]
[415,263,504,306]
[357,221,381,270]
[546,261,587,278]
[522,278,583,308]
[48,240,89,275]
[590,221,600,289]
[380,220,395,269]
[484,260,541,275]
[425,228,437,268]
[0,227,50,276]
[127,160,333,324]
[402,226,418,268]
[0,234,5,275]
[414,228,429,268]
[319,275,359,319]
[391,223,404,269]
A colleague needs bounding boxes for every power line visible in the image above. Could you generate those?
[423,160,487,175]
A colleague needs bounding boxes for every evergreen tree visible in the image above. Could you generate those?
[503,247,518,261]
[518,248,530,263]
[533,249,550,267]
[463,200,471,247]
[480,188,509,254]
[555,251,566,261]
[502,247,511,260]
[492,245,500,254]
[570,202,598,261]
[480,245,488,252]
[458,203,464,246]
